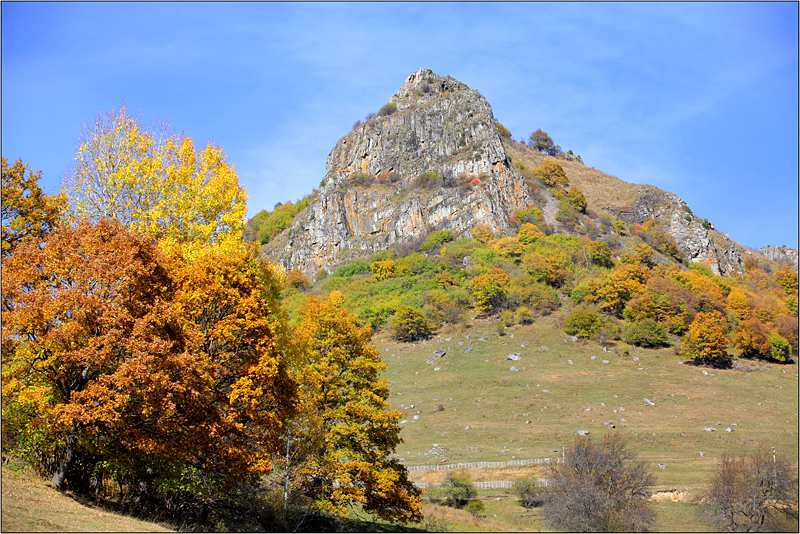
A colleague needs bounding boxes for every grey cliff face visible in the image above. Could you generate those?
[264,69,531,277]
[609,186,744,276]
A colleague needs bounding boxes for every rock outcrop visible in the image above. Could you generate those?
[264,69,530,277]
[758,245,799,269]
[606,185,744,276]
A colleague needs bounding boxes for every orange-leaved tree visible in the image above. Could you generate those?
[1,157,64,258]
[680,311,730,367]
[2,218,296,499]
[169,240,297,486]
[282,293,422,524]
[586,263,649,316]
[1,219,206,490]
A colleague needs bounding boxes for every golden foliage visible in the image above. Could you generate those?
[288,294,423,523]
[63,105,247,249]
[1,157,64,258]
[680,311,730,366]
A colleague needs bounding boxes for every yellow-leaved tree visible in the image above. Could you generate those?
[280,292,422,526]
[62,105,247,251]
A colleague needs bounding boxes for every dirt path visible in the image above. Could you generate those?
[542,193,559,227]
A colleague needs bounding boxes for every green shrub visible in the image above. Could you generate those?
[333,259,371,278]
[465,500,485,517]
[571,280,593,304]
[391,306,433,342]
[502,309,515,327]
[514,476,545,508]
[623,319,668,348]
[421,229,453,251]
[377,102,397,117]
[441,471,477,508]
[768,332,791,362]
[564,304,602,338]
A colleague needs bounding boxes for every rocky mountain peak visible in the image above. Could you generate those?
[263,70,531,277]
[389,68,470,111]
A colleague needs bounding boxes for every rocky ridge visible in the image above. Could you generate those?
[264,69,531,277]
[261,69,792,278]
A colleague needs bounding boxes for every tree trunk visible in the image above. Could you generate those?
[51,433,77,491]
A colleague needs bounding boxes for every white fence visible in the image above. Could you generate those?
[414,479,549,489]
[404,457,560,472]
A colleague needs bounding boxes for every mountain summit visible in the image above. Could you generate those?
[261,69,791,278]
[263,69,531,276]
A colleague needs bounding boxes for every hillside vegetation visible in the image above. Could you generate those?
[4,75,798,532]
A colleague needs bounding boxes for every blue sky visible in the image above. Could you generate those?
[3,2,797,250]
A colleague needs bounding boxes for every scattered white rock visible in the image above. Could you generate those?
[658,464,666,469]
[702,370,708,376]
[700,451,705,457]
[568,359,574,365]
[412,415,421,421]
[703,427,716,432]
[577,430,590,436]
[506,353,521,361]
[602,360,609,364]
[509,366,519,372]
[644,398,655,406]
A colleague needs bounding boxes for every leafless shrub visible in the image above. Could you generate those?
[541,434,655,532]
[695,449,798,532]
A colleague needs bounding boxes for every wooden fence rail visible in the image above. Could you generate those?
[413,479,549,489]
[404,457,560,472]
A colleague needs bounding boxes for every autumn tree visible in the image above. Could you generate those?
[697,450,798,532]
[2,218,296,512]
[523,253,571,288]
[169,240,297,483]
[1,157,64,258]
[681,311,731,367]
[62,105,247,249]
[733,317,771,359]
[391,305,433,341]
[586,263,649,316]
[534,161,569,188]
[775,268,798,295]
[285,293,423,524]
[2,219,202,491]
[371,259,397,280]
[726,286,753,322]
[588,240,614,268]
[517,223,544,245]
[493,236,524,262]
[624,274,696,334]
[541,435,656,532]
[566,186,588,213]
[469,267,510,315]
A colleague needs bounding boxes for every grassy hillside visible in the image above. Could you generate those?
[374,315,799,530]
[1,465,173,533]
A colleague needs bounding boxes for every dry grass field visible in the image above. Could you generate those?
[503,139,653,215]
[1,464,173,533]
